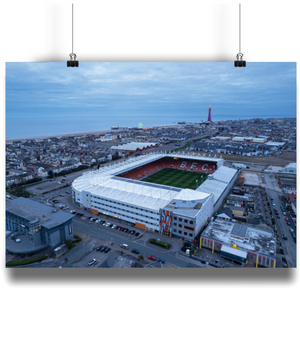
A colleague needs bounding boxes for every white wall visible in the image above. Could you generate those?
[1,1,299,352]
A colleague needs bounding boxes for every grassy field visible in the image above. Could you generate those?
[142,168,208,190]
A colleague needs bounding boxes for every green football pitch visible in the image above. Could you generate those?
[142,168,208,190]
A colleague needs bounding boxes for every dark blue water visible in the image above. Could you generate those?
[6,115,244,140]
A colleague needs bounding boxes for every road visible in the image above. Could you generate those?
[262,173,296,268]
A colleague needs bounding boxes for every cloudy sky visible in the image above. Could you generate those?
[6,62,296,120]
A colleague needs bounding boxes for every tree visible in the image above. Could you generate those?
[48,170,54,178]
[64,240,73,250]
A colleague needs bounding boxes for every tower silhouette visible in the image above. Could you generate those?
[207,105,211,122]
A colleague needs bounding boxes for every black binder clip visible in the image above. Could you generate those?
[67,53,79,67]
[234,53,246,67]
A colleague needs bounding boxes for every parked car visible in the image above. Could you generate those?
[96,246,102,251]
[131,249,139,254]
[134,232,140,237]
[183,242,192,247]
[59,194,64,197]
[120,244,129,249]
[282,212,286,216]
[100,246,106,252]
[277,215,280,219]
[100,221,105,225]
[70,210,76,214]
[104,247,111,253]
[14,238,21,243]
[287,222,291,226]
[118,227,123,231]
[282,234,288,240]
[156,258,165,264]
[88,259,96,266]
[285,217,289,221]
[148,255,156,261]
[290,228,294,233]
[66,191,70,194]
[282,256,288,267]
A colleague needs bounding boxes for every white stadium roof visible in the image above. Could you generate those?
[209,166,238,184]
[72,152,220,211]
[196,166,238,204]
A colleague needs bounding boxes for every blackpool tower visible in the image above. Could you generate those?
[207,105,212,122]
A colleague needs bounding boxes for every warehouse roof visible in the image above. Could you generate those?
[202,218,275,257]
[6,197,74,229]
[111,142,157,151]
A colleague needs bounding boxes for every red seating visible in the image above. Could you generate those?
[118,158,217,179]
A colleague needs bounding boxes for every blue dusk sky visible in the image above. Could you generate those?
[6,62,296,121]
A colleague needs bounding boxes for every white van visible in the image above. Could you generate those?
[120,244,129,249]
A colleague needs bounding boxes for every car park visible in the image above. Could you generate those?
[120,244,129,249]
[131,249,139,254]
[104,247,111,253]
[156,258,165,264]
[88,259,97,266]
[148,255,156,261]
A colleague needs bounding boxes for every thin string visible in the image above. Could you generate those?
[239,3,241,54]
[72,4,74,53]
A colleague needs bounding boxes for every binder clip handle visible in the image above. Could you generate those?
[234,53,246,67]
[67,53,79,67]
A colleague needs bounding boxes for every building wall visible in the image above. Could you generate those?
[49,228,60,248]
[171,213,195,240]
[85,194,160,230]
[201,236,276,268]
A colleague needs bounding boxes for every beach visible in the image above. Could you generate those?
[5,124,177,144]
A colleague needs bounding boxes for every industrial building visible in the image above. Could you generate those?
[277,163,297,188]
[72,152,226,241]
[6,197,74,254]
[200,218,276,268]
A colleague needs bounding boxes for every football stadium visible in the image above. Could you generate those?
[72,152,238,241]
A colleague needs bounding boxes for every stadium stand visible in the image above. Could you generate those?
[118,158,217,179]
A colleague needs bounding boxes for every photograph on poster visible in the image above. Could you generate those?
[5,62,296,269]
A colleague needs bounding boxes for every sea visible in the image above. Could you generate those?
[6,115,252,140]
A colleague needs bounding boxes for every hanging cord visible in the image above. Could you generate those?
[72,3,74,54]
[67,3,78,66]
[234,3,246,67]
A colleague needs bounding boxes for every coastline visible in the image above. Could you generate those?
[5,124,177,144]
